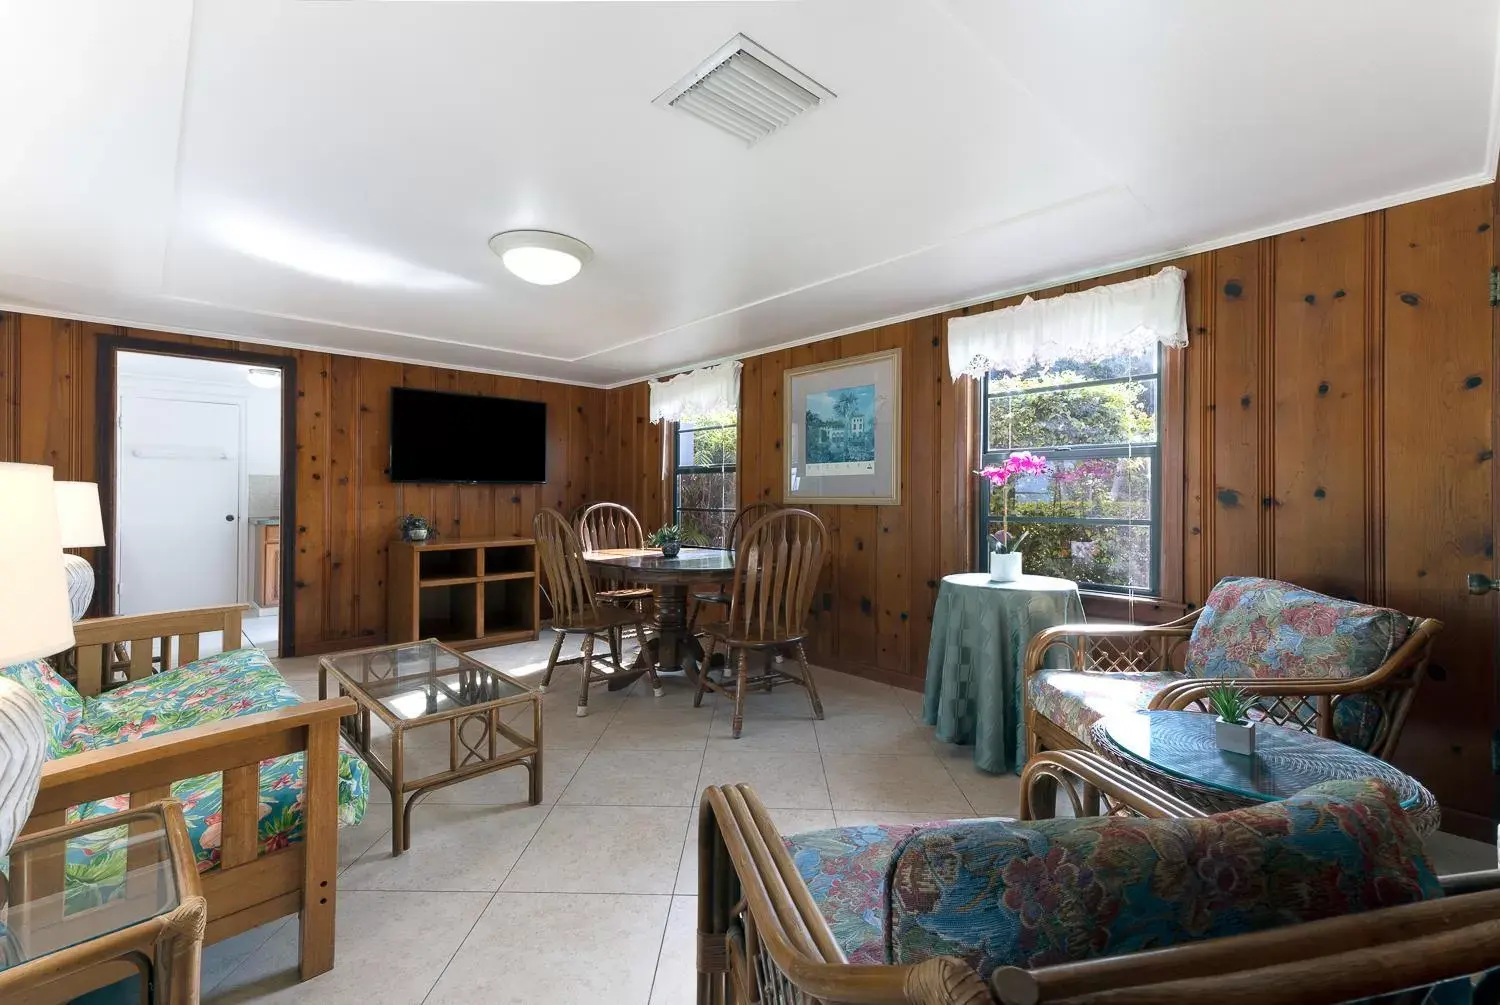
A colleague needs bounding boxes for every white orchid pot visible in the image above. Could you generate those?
[989,551,1023,583]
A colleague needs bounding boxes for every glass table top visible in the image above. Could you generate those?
[1096,710,1424,808]
[1,815,179,970]
[322,640,532,720]
[584,547,737,574]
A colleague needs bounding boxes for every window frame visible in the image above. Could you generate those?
[976,350,1163,595]
[671,414,738,549]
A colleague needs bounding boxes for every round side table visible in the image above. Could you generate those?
[923,573,1082,774]
[1089,710,1439,835]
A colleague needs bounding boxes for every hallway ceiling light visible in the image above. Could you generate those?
[488,230,593,286]
[247,367,280,388]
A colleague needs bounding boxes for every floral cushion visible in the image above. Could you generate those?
[1187,577,1412,681]
[885,779,1439,980]
[0,659,90,757]
[785,821,960,964]
[1026,669,1183,744]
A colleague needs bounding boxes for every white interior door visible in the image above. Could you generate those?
[117,393,244,615]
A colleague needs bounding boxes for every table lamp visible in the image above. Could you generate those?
[0,462,74,857]
[55,480,105,621]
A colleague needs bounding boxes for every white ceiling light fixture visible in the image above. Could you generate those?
[246,367,280,388]
[488,230,593,286]
[654,34,835,146]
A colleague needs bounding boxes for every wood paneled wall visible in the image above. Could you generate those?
[604,183,1497,833]
[0,313,611,655]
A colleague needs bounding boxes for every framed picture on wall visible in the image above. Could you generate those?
[783,348,901,506]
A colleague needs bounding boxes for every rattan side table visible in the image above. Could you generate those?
[0,800,206,1004]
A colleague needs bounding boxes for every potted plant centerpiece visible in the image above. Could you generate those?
[399,514,434,543]
[1209,683,1257,756]
[976,452,1048,582]
[648,524,684,559]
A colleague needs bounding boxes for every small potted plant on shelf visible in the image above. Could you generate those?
[976,451,1048,582]
[1209,683,1256,756]
[398,514,434,543]
[648,524,684,558]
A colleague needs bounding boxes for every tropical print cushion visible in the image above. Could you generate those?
[1187,577,1412,681]
[82,647,304,747]
[785,821,959,964]
[1026,669,1183,744]
[0,659,90,757]
[885,778,1439,980]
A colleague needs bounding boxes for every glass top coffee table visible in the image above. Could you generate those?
[1089,710,1439,835]
[320,638,541,855]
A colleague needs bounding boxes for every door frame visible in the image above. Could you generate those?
[96,336,298,657]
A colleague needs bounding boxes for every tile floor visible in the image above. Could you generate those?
[194,636,1498,1004]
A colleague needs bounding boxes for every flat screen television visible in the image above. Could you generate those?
[389,387,547,483]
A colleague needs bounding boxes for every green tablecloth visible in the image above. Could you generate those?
[922,573,1083,774]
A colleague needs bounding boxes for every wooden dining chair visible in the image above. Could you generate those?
[693,509,827,738]
[687,500,781,634]
[534,509,663,715]
[576,501,656,664]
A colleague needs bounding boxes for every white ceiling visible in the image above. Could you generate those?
[2,0,1498,388]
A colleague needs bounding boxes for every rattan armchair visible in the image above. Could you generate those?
[698,759,1500,1005]
[1022,585,1442,762]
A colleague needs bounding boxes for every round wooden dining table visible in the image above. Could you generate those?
[584,547,735,687]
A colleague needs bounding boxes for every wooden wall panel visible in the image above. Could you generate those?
[1208,243,1265,583]
[1270,218,1369,598]
[1381,185,1495,832]
[0,313,610,655]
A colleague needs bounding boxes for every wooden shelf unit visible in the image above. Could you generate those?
[387,536,539,650]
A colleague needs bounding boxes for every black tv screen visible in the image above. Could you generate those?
[389,387,547,483]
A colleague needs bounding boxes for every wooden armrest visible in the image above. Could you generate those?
[34,698,355,816]
[1440,870,1500,896]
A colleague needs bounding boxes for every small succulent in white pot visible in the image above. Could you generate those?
[1208,683,1256,756]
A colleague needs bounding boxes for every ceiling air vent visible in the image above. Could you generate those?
[654,34,835,145]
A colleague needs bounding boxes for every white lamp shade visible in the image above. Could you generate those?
[0,463,75,665]
[55,481,105,548]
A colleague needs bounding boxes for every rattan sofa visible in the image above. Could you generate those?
[1022,576,1442,762]
[697,752,1500,1005]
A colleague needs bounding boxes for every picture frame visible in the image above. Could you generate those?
[783,348,901,506]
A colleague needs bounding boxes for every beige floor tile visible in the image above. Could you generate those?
[893,685,928,720]
[832,809,976,828]
[596,708,714,751]
[420,746,586,805]
[425,892,670,1005]
[815,712,937,755]
[559,748,706,806]
[341,803,549,891]
[649,896,698,1005]
[935,751,1024,816]
[502,804,690,894]
[200,920,289,995]
[1426,830,1497,875]
[204,890,491,1004]
[821,753,973,814]
[674,805,836,895]
[338,810,391,871]
[706,702,821,750]
[697,749,831,809]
